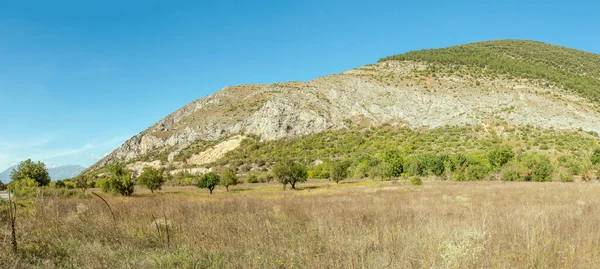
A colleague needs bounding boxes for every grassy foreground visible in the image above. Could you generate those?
[3,179,600,268]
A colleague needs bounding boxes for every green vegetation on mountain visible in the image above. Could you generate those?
[379,40,600,103]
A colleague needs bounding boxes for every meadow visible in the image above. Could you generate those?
[3,179,600,268]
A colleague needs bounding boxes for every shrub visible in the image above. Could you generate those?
[109,164,135,196]
[246,174,259,183]
[382,150,404,179]
[259,173,274,183]
[98,179,111,192]
[55,180,66,188]
[487,147,514,169]
[591,147,600,165]
[410,177,423,185]
[520,154,554,182]
[8,178,39,197]
[560,173,574,182]
[136,167,165,193]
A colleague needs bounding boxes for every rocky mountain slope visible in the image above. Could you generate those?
[86,40,600,175]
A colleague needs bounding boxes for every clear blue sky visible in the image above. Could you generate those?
[0,0,598,173]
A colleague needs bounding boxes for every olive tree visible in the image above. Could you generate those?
[330,160,350,184]
[136,167,165,193]
[197,172,220,194]
[220,168,238,191]
[10,159,50,186]
[272,160,308,190]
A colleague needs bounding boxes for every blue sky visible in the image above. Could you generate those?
[0,0,598,173]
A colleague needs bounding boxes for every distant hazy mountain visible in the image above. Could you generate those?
[0,165,86,183]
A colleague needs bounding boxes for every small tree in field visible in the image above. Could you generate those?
[109,164,135,196]
[75,175,89,193]
[197,172,220,194]
[137,167,165,193]
[220,168,238,191]
[330,160,350,184]
[10,159,51,186]
[272,160,308,190]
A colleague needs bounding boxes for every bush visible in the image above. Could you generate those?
[591,147,600,165]
[382,150,404,179]
[8,178,39,197]
[487,147,514,169]
[55,180,66,188]
[259,173,274,183]
[98,179,111,193]
[246,174,259,184]
[136,167,165,193]
[520,154,554,182]
[501,167,522,181]
[410,177,423,185]
[560,173,574,182]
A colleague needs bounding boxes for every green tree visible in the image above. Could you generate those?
[272,160,308,190]
[136,167,165,193]
[487,147,515,169]
[330,160,349,184]
[10,159,51,186]
[55,180,66,188]
[220,168,238,191]
[75,175,89,193]
[591,147,600,165]
[382,150,403,179]
[197,172,220,194]
[109,164,135,196]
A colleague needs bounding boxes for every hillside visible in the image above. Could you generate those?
[86,40,600,178]
[0,165,87,183]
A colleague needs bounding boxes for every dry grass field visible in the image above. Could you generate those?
[3,179,600,268]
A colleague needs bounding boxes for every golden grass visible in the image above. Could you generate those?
[3,180,600,268]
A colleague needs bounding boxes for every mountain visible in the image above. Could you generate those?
[86,40,600,176]
[0,165,87,183]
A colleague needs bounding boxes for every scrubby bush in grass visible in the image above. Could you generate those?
[245,174,259,183]
[272,159,308,190]
[487,146,514,169]
[220,168,238,191]
[97,179,111,192]
[560,173,574,182]
[308,161,331,179]
[8,178,39,197]
[330,160,350,184]
[75,175,89,193]
[591,147,600,165]
[519,154,554,182]
[557,155,582,175]
[382,150,403,179]
[259,173,274,183]
[55,180,66,188]
[197,172,220,194]
[136,167,165,193]
[501,167,522,181]
[10,159,51,186]
[108,164,135,196]
[410,177,423,185]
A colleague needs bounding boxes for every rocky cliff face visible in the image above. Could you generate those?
[87,42,600,173]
